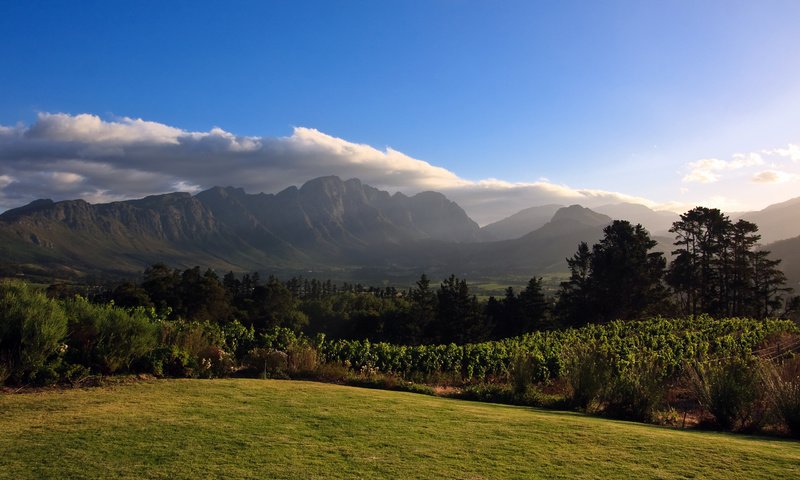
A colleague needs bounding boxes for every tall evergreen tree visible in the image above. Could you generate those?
[555,222,667,325]
[667,207,794,319]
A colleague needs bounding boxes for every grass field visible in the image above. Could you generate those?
[1,379,799,479]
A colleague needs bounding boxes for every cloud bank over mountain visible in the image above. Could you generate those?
[0,113,685,224]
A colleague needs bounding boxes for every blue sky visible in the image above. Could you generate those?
[1,1,800,223]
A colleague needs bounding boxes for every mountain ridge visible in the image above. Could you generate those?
[2,177,798,282]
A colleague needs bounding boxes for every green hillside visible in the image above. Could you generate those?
[2,379,798,479]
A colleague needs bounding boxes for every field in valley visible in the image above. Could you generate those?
[1,379,799,479]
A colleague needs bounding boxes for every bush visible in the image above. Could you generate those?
[311,361,352,383]
[145,346,193,377]
[686,357,767,431]
[458,383,515,404]
[198,344,236,378]
[761,356,800,437]
[511,354,545,395]
[287,343,317,373]
[245,348,288,378]
[0,280,68,385]
[563,342,612,410]
[604,354,668,422]
[59,363,91,386]
[96,308,158,373]
[63,298,157,374]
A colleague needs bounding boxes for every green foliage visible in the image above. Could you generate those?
[317,316,795,385]
[686,357,767,431]
[221,320,255,358]
[151,320,224,377]
[563,342,613,410]
[761,356,800,437]
[62,297,158,374]
[604,353,668,422]
[0,280,68,385]
[668,208,793,319]
[556,221,668,326]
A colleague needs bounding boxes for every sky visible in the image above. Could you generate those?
[1,0,800,225]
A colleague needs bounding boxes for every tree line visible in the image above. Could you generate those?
[556,207,797,326]
[44,206,797,345]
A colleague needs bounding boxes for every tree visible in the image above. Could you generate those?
[434,275,488,343]
[555,221,667,325]
[589,221,668,322]
[518,277,549,331]
[141,263,181,316]
[490,278,549,338]
[667,207,793,319]
[406,274,437,344]
[667,207,729,316]
[250,276,308,332]
[555,242,593,326]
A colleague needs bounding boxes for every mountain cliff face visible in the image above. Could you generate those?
[0,176,481,276]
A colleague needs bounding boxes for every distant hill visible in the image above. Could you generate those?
[764,235,800,289]
[458,205,613,274]
[478,204,563,241]
[593,203,677,236]
[733,196,800,244]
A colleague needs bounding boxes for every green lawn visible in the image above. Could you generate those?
[1,379,799,479]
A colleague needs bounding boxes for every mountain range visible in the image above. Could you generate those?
[1,175,799,285]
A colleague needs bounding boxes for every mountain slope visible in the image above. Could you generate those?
[733,196,800,244]
[479,204,563,241]
[457,205,613,274]
[594,203,677,235]
[764,235,800,289]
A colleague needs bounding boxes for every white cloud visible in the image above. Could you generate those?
[0,175,14,189]
[762,144,800,162]
[752,169,798,184]
[0,111,731,224]
[682,154,764,184]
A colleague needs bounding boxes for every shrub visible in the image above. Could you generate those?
[63,298,157,374]
[0,280,68,385]
[221,320,255,358]
[59,363,91,387]
[96,308,158,373]
[145,346,193,377]
[198,344,236,378]
[287,343,317,373]
[245,348,288,378]
[458,383,515,404]
[686,357,767,431]
[511,354,546,395]
[311,361,352,383]
[563,342,612,410]
[761,356,800,437]
[604,353,668,422]
[152,320,218,377]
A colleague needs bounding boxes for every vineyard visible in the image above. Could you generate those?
[265,316,798,383]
